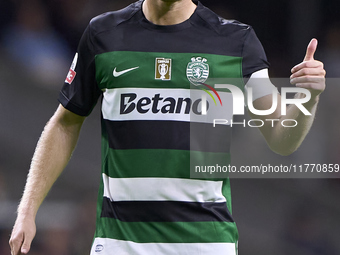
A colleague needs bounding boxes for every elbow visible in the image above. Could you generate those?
[268,143,299,156]
[263,128,304,156]
[266,135,300,156]
[274,148,297,156]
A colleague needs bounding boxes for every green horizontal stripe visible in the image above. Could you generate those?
[94,217,238,243]
[95,51,243,90]
[102,148,231,180]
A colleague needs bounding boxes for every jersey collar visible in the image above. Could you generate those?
[137,0,202,32]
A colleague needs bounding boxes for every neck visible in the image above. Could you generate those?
[142,0,197,25]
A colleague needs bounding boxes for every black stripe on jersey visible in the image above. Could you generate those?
[101,197,234,222]
[104,120,231,153]
[89,1,269,76]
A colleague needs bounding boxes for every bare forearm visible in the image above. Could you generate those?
[269,95,319,155]
[10,106,84,255]
[18,107,83,218]
[253,39,325,156]
[271,38,326,154]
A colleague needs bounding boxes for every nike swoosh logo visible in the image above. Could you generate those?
[113,66,139,77]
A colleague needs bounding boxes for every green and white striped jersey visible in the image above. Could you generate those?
[59,1,269,254]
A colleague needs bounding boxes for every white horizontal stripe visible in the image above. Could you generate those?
[90,238,236,255]
[102,87,233,124]
[102,174,226,202]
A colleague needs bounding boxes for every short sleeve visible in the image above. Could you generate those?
[242,28,270,78]
[58,24,102,116]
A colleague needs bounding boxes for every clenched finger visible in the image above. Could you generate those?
[9,233,23,255]
[291,60,324,73]
[295,82,326,92]
[290,67,326,79]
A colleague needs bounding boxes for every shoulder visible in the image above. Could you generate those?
[88,0,142,35]
[195,2,252,37]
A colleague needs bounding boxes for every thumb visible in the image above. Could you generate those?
[304,38,318,61]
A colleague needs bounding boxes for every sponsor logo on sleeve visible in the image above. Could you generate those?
[65,53,78,84]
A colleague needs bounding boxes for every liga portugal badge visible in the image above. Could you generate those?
[155,58,172,81]
[65,53,78,84]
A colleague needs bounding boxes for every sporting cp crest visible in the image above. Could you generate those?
[186,57,209,85]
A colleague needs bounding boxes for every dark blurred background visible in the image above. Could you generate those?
[0,0,339,254]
